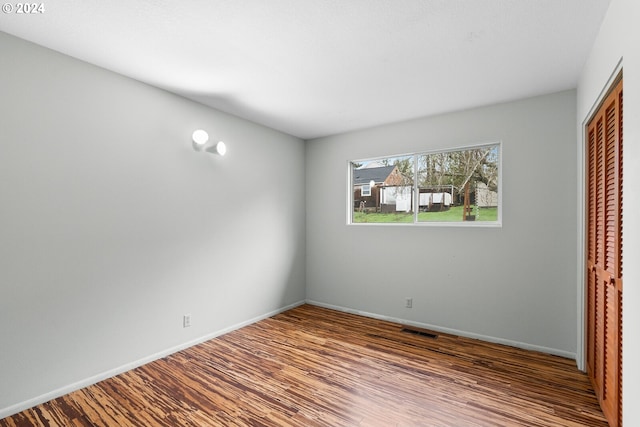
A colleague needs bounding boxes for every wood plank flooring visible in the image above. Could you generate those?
[1,305,608,426]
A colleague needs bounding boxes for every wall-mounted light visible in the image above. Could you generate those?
[192,129,209,146]
[192,130,227,156]
[211,141,227,156]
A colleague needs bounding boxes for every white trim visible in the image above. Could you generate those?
[306,299,576,360]
[413,154,419,222]
[361,183,371,196]
[577,120,586,372]
[347,161,353,224]
[0,300,306,420]
[349,221,503,228]
[350,139,502,165]
[576,58,623,372]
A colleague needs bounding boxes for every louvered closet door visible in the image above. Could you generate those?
[586,77,622,427]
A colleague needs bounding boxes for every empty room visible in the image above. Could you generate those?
[0,0,638,426]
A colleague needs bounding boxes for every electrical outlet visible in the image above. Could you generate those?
[183,314,191,328]
[405,298,413,308]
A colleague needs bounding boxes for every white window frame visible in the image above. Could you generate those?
[348,141,502,227]
[361,183,371,197]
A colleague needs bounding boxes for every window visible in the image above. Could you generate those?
[350,143,501,225]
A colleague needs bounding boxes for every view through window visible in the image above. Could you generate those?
[351,143,500,225]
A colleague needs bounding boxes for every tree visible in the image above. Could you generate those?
[392,157,414,183]
[417,145,499,203]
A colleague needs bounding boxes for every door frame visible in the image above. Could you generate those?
[577,59,623,372]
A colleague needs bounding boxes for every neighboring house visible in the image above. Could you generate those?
[353,165,412,212]
[355,165,494,213]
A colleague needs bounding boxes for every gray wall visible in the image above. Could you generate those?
[306,90,578,356]
[577,0,640,422]
[0,32,306,415]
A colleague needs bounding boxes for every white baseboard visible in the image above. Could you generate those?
[0,300,305,420]
[306,299,576,360]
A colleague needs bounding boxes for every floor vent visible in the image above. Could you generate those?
[401,327,438,339]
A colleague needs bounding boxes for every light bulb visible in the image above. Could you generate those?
[215,141,227,156]
[192,129,209,146]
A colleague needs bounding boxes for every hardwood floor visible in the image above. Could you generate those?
[1,305,607,426]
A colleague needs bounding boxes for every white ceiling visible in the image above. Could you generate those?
[0,0,610,140]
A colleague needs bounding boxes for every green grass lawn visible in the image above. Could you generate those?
[353,205,498,223]
[419,205,498,222]
[352,211,414,223]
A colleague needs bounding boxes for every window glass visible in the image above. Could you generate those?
[417,145,499,223]
[350,143,500,225]
[352,156,414,223]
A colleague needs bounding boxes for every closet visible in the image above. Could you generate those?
[586,76,623,427]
